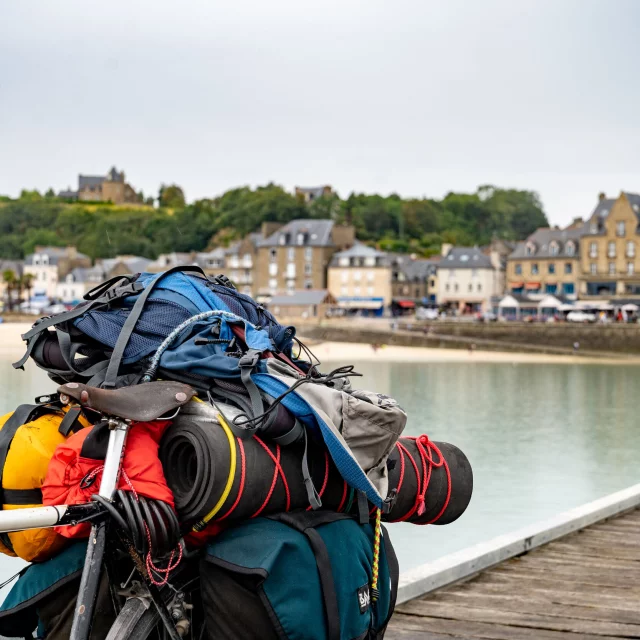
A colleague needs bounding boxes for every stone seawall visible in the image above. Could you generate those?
[300,321,640,357]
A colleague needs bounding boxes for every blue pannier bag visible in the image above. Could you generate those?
[204,512,399,640]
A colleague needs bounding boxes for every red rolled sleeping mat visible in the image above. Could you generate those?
[159,414,472,529]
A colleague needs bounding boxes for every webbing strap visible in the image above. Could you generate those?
[3,489,42,505]
[357,491,370,524]
[58,407,83,437]
[379,525,399,631]
[55,330,110,378]
[302,428,322,510]
[102,265,208,388]
[238,349,264,419]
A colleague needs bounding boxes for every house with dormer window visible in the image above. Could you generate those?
[507,228,581,299]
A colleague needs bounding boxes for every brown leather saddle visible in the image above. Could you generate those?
[58,381,196,422]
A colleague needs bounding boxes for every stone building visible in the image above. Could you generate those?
[391,256,439,307]
[506,228,581,299]
[295,186,333,203]
[327,243,391,316]
[255,219,355,296]
[59,167,141,205]
[579,192,640,298]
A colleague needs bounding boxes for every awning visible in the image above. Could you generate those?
[622,303,639,312]
[525,282,541,290]
[338,299,384,310]
[396,300,415,309]
[509,282,524,288]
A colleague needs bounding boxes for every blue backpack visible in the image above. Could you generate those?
[15,267,387,509]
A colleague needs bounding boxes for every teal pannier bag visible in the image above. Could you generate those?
[205,511,399,640]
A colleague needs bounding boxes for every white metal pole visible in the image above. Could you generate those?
[98,420,129,500]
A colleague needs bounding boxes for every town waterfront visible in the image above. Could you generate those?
[0,337,639,586]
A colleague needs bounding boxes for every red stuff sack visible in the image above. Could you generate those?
[42,420,174,538]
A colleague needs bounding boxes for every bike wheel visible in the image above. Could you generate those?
[105,570,202,640]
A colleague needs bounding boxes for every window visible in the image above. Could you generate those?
[354,286,361,296]
[338,257,349,267]
[445,283,450,292]
[525,243,536,256]
[468,283,473,292]
[563,283,575,295]
[531,263,539,275]
[269,278,277,290]
[297,233,305,245]
[367,271,374,282]
[367,286,374,296]
[589,242,597,258]
[590,223,598,234]
[353,271,362,282]
[590,263,597,275]
[341,286,348,296]
[608,241,616,258]
[279,234,287,246]
[548,263,556,274]
[565,242,575,257]
[549,242,559,256]
[471,268,478,278]
[287,247,295,261]
[448,269,455,279]
[477,283,482,292]
[565,263,572,274]
[609,262,616,275]
[304,263,312,275]
[454,283,459,292]
[341,271,348,283]
[617,221,626,237]
[627,241,635,258]
[304,279,312,289]
[364,257,375,267]
[430,279,435,287]
[515,264,522,275]
[305,247,313,262]
[33,256,40,265]
[269,249,277,264]
[628,262,635,276]
[545,284,557,294]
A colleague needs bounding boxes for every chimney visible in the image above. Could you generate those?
[331,224,355,250]
[599,192,606,202]
[261,221,283,238]
[441,243,453,257]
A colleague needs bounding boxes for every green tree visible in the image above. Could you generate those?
[2,270,17,312]
[158,184,186,209]
[45,188,56,199]
[19,189,43,202]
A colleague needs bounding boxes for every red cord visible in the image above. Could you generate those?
[389,436,451,524]
[337,480,348,512]
[252,439,292,517]
[217,438,246,521]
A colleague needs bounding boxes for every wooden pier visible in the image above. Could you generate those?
[387,486,640,639]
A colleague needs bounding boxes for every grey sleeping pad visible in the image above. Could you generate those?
[264,360,407,498]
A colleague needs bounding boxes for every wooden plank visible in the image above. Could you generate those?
[400,600,640,637]
[445,582,640,614]
[511,550,640,572]
[489,564,640,588]
[542,540,640,561]
[421,591,640,625]
[387,613,624,640]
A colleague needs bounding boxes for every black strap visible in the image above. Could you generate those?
[270,419,304,446]
[379,525,399,632]
[102,265,208,388]
[83,274,137,300]
[357,491,370,524]
[238,349,265,419]
[3,489,42,505]
[58,407,83,437]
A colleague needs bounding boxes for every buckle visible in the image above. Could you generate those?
[238,350,261,369]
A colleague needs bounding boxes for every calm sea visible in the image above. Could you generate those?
[0,357,638,589]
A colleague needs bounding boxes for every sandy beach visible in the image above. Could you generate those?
[2,322,637,366]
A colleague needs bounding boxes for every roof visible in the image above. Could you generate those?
[329,242,389,266]
[58,190,78,199]
[582,192,640,234]
[269,290,333,306]
[440,247,493,269]
[258,219,335,247]
[25,247,89,266]
[78,175,105,189]
[297,186,328,199]
[397,258,438,280]
[509,227,582,259]
[99,256,152,274]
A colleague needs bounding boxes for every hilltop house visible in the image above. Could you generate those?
[58,167,141,205]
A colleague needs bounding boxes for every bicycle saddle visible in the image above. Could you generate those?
[58,381,196,422]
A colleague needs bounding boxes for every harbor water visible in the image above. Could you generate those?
[0,356,639,587]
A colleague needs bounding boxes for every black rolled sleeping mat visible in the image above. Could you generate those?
[159,416,472,527]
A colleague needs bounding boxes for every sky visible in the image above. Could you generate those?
[1,0,639,226]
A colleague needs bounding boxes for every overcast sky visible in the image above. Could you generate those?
[1,0,638,226]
